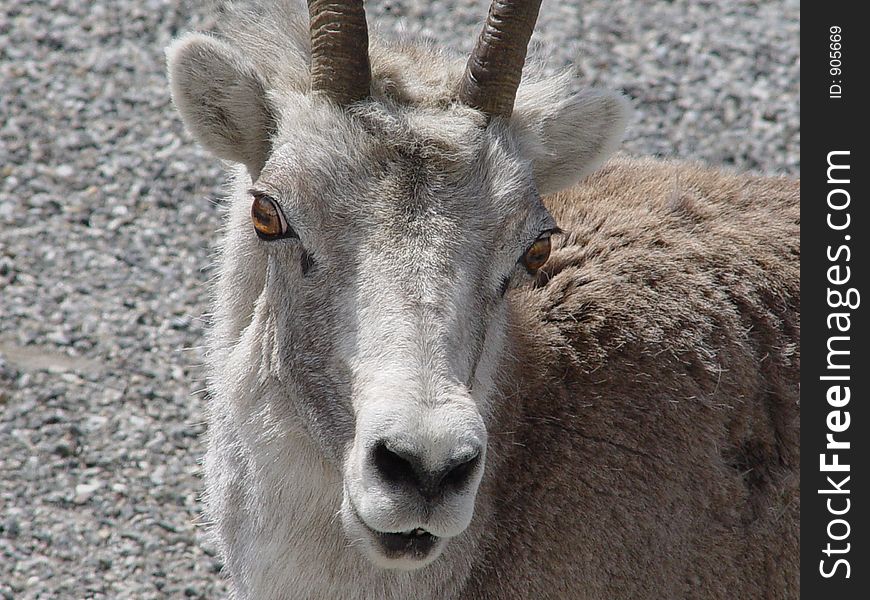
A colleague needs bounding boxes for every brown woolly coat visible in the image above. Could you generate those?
[466,155,799,599]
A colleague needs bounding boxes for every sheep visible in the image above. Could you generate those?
[166,1,800,598]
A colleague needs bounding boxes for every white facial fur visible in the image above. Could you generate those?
[222,95,555,563]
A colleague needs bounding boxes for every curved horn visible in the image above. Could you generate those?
[458,0,543,119]
[308,0,371,105]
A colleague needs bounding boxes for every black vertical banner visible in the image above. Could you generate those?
[802,4,868,598]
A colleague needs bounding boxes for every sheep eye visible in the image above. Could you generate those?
[521,236,551,272]
[251,194,292,240]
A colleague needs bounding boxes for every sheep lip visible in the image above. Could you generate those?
[371,528,439,558]
[347,502,440,560]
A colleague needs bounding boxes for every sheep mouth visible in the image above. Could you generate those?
[372,527,439,559]
[345,498,442,563]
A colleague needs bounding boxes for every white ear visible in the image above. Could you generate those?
[166,33,277,178]
[512,75,630,195]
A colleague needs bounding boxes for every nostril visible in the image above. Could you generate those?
[369,439,483,499]
[371,441,419,486]
[440,449,481,490]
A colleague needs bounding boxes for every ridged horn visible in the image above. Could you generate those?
[308,0,371,105]
[458,0,543,119]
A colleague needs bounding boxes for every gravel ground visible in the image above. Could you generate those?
[1,0,798,598]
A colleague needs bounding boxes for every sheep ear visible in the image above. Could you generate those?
[166,33,277,179]
[512,79,630,195]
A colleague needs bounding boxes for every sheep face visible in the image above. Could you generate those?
[209,95,557,569]
[166,31,627,572]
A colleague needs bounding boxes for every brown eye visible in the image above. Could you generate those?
[251,194,291,240]
[521,236,551,271]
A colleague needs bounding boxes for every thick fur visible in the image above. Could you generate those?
[474,157,800,598]
[167,2,799,598]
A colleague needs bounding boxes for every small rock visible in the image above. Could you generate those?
[55,165,75,179]
[74,481,102,504]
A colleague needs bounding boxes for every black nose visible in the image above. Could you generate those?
[370,439,482,499]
